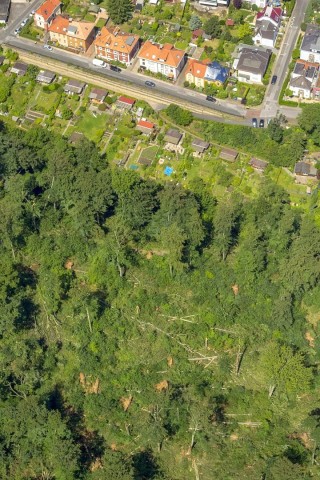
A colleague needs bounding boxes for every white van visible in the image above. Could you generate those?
[92,58,107,68]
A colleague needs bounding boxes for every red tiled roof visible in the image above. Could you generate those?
[192,29,204,38]
[35,0,61,21]
[137,120,155,129]
[118,96,135,105]
[226,18,235,26]
[138,41,185,68]
[257,6,282,24]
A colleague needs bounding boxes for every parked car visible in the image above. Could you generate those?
[206,95,216,102]
[43,44,53,51]
[252,118,258,128]
[271,75,277,85]
[145,80,156,88]
[110,65,121,73]
[14,28,21,35]
[30,10,35,16]
[259,119,265,128]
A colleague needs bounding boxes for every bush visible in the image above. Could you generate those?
[166,104,193,126]
[98,103,107,111]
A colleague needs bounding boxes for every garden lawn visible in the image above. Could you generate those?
[7,79,35,116]
[33,87,61,114]
[74,111,107,143]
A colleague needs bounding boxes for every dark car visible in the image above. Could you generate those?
[271,75,277,85]
[259,119,265,128]
[206,95,216,102]
[110,65,121,73]
[252,118,258,128]
[145,80,156,88]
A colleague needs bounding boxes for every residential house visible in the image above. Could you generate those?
[0,0,10,23]
[249,157,269,172]
[136,120,155,135]
[89,88,108,104]
[300,24,320,64]
[294,161,318,183]
[185,59,229,88]
[234,45,271,83]
[138,41,186,81]
[64,79,86,95]
[116,96,135,109]
[185,59,207,88]
[94,27,140,66]
[49,16,96,52]
[164,128,182,145]
[289,60,318,99]
[36,70,56,84]
[191,138,210,154]
[253,6,282,48]
[11,62,28,76]
[220,147,238,162]
[34,0,61,30]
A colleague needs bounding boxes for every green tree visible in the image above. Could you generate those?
[256,342,312,398]
[267,116,285,143]
[106,0,133,24]
[204,16,222,37]
[298,104,320,145]
[189,15,202,30]
[165,104,193,126]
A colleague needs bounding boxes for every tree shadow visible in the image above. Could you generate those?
[133,449,160,480]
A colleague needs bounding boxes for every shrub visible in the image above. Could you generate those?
[98,103,107,111]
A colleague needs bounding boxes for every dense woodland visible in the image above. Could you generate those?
[0,120,320,480]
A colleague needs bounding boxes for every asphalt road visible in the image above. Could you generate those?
[6,35,249,121]
[0,0,308,126]
[261,0,309,119]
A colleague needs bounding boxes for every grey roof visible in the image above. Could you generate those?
[0,0,10,21]
[289,75,312,91]
[89,87,107,101]
[36,70,56,83]
[11,61,28,74]
[191,138,210,150]
[293,62,317,79]
[249,157,269,170]
[255,20,277,40]
[301,24,320,53]
[165,129,181,139]
[237,47,271,75]
[220,147,238,161]
[64,79,85,93]
[294,161,318,176]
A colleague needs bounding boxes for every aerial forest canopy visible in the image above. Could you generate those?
[0,120,320,479]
